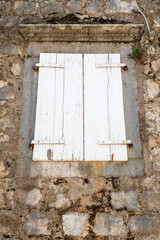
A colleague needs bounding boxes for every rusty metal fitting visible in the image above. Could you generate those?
[29,143,34,150]
[128,143,133,149]
[123,65,128,71]
[33,65,38,72]
[54,178,67,185]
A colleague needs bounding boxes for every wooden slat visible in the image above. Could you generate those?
[32,53,83,161]
[84,54,110,161]
[62,54,83,161]
[33,53,57,160]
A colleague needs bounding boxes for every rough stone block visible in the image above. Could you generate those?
[153,157,160,173]
[40,1,63,15]
[129,216,153,234]
[145,191,160,210]
[11,63,21,76]
[0,2,11,14]
[62,213,89,237]
[155,69,160,80]
[105,0,136,13]
[152,59,160,72]
[0,210,20,230]
[2,46,23,55]
[25,188,42,206]
[0,81,7,88]
[146,80,159,100]
[25,213,50,236]
[66,0,82,12]
[94,213,126,236]
[111,191,140,210]
[68,178,106,201]
[5,16,18,27]
[49,193,71,209]
[0,86,15,100]
[86,0,102,14]
[14,2,38,15]
[0,133,9,142]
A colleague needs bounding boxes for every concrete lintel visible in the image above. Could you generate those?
[19,24,144,42]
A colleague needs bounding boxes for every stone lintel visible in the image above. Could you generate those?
[19,24,144,42]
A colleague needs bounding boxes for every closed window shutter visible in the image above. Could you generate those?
[32,53,83,161]
[84,54,128,161]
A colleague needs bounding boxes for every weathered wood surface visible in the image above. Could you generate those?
[32,53,128,161]
[84,54,127,161]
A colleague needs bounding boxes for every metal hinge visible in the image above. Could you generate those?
[98,140,133,149]
[31,139,65,145]
[96,63,128,70]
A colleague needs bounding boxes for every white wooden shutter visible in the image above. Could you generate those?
[32,53,83,161]
[84,54,128,161]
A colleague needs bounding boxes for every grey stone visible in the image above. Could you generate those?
[152,59,160,72]
[0,2,11,14]
[0,86,16,100]
[2,46,23,55]
[68,178,106,201]
[155,69,160,80]
[25,189,42,206]
[25,213,51,236]
[0,133,9,142]
[105,0,136,13]
[153,158,160,172]
[14,2,38,15]
[11,63,21,76]
[0,117,10,130]
[144,64,151,75]
[0,81,7,88]
[86,0,102,14]
[0,101,7,106]
[49,193,71,209]
[5,16,18,27]
[40,1,63,15]
[94,213,126,236]
[62,213,89,237]
[0,17,5,27]
[129,216,153,233]
[0,210,20,230]
[146,80,159,100]
[145,191,160,210]
[111,191,140,210]
[66,0,82,12]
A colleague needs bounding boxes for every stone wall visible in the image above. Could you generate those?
[0,0,160,239]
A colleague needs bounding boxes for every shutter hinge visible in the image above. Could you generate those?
[96,63,128,70]
[33,65,39,72]
[128,143,133,149]
[29,143,34,150]
[99,140,133,148]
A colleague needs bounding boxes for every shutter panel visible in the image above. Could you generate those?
[84,54,128,161]
[32,53,83,161]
